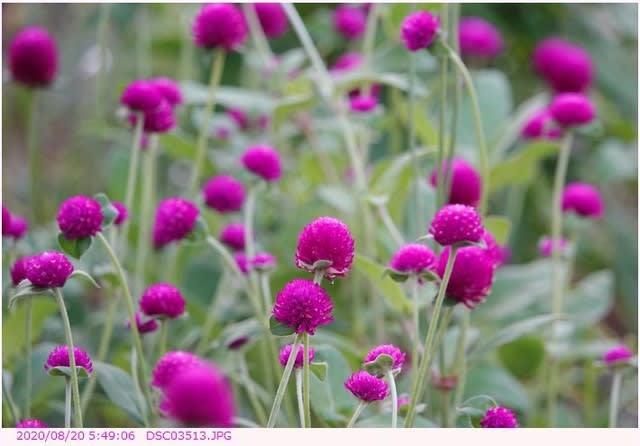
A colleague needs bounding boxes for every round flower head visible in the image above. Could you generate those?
[2,205,11,236]
[56,195,104,239]
[11,256,31,286]
[389,244,437,275]
[112,201,129,226]
[25,251,74,288]
[16,419,48,428]
[437,246,494,309]
[603,345,633,365]
[272,279,334,335]
[333,5,366,40]
[152,351,201,389]
[121,80,164,113]
[253,3,289,39]
[521,108,562,140]
[429,204,483,246]
[44,345,93,375]
[295,216,355,281]
[480,406,518,428]
[458,17,503,59]
[192,3,247,51]
[330,52,363,73]
[203,175,246,213]
[152,198,199,248]
[127,312,159,334]
[549,93,595,127]
[482,230,504,269]
[241,144,282,182]
[345,371,389,402]
[538,236,569,257]
[226,107,250,130]
[350,94,377,113]
[364,344,406,370]
[252,252,277,272]
[561,182,604,218]
[279,344,315,369]
[234,252,250,275]
[401,11,440,51]
[533,37,593,93]
[219,223,246,251]
[429,158,482,207]
[162,362,235,427]
[8,214,29,240]
[140,283,186,319]
[150,77,183,107]
[8,26,58,87]
[135,100,176,133]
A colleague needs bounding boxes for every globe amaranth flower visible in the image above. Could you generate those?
[330,52,364,73]
[127,312,158,334]
[25,251,74,288]
[162,362,235,427]
[153,198,199,248]
[8,213,29,240]
[521,108,562,140]
[481,230,504,269]
[603,345,633,365]
[45,345,93,375]
[295,216,355,281]
[252,252,277,272]
[234,252,250,275]
[458,17,503,60]
[121,79,164,113]
[192,3,247,51]
[429,158,482,207]
[112,201,129,226]
[203,174,245,213]
[549,93,595,127]
[480,406,518,428]
[389,244,437,276]
[561,182,604,218]
[140,283,186,319]
[364,344,406,371]
[253,3,288,39]
[226,107,250,130]
[538,236,569,257]
[219,223,246,251]
[241,144,282,182]
[279,344,315,369]
[350,94,377,113]
[437,246,494,309]
[429,204,483,246]
[333,5,366,40]
[16,419,48,428]
[401,11,440,52]
[344,371,389,402]
[272,279,334,335]
[9,26,58,87]
[533,37,593,93]
[11,256,31,286]
[129,100,176,133]
[152,351,202,389]
[2,205,11,236]
[57,195,104,239]
[150,77,183,107]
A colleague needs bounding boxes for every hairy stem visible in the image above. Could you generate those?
[64,377,72,428]
[609,371,623,428]
[295,369,305,428]
[119,112,144,256]
[435,3,450,210]
[376,204,404,248]
[267,334,301,427]
[24,299,32,419]
[239,354,268,427]
[346,401,367,428]
[26,89,43,223]
[387,370,398,428]
[303,333,312,427]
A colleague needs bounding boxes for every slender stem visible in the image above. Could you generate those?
[435,3,449,210]
[376,205,404,248]
[188,48,226,198]
[295,369,305,427]
[157,320,168,359]
[452,309,470,411]
[244,186,258,261]
[583,360,597,426]
[404,247,458,427]
[441,389,451,428]
[239,354,268,427]
[267,334,301,428]
[129,347,148,421]
[96,3,110,121]
[242,3,274,68]
[24,299,32,419]
[26,89,43,223]
[410,277,420,382]
[302,333,311,427]
[178,6,195,82]
[306,125,340,185]
[196,274,227,355]
[346,401,367,428]
[119,112,144,256]
[2,372,19,424]
[53,288,82,428]
[609,371,623,428]
[259,273,273,318]
[361,4,378,96]
[444,6,461,202]
[64,377,72,428]
[407,51,422,239]
[135,134,158,295]
[386,370,398,428]
[206,236,248,286]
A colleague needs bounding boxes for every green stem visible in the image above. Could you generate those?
[205,236,252,293]
[119,112,144,256]
[303,333,311,427]
[187,48,226,198]
[609,370,623,427]
[410,277,420,382]
[376,204,404,248]
[295,369,305,427]
[53,288,82,428]
[26,89,43,223]
[24,299,32,419]
[386,370,398,428]
[137,6,151,77]
[157,320,168,359]
[64,377,72,428]
[441,388,450,428]
[178,6,195,82]
[239,354,268,427]
[196,274,227,355]
[444,5,461,201]
[267,334,301,428]
[407,52,422,239]
[435,3,449,210]
[361,4,378,96]
[244,186,258,261]
[404,246,458,427]
[583,360,597,426]
[96,4,110,121]
[242,3,274,68]
[135,134,158,295]
[452,309,470,411]
[346,401,367,428]
[2,372,19,425]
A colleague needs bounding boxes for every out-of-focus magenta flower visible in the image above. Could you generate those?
[112,201,129,226]
[45,345,93,375]
[140,283,186,319]
[603,345,633,365]
[561,182,604,218]
[549,93,595,127]
[330,52,364,73]
[521,108,562,140]
[272,279,334,335]
[152,351,201,390]
[57,196,104,239]
[429,158,482,207]
[437,246,494,309]
[226,107,250,130]
[7,213,28,240]
[8,26,58,87]
[480,406,518,428]
[458,17,503,59]
[401,11,440,51]
[538,236,569,257]
[350,94,377,113]
[192,3,247,51]
[2,206,11,236]
[121,80,164,113]
[533,37,593,93]
[241,144,282,182]
[150,77,183,107]
[389,244,437,276]
[253,3,288,39]
[11,256,30,286]
[152,198,199,248]
[131,100,176,133]
[364,344,406,370]
[333,5,366,40]
[481,230,504,269]
[219,223,246,251]
[278,344,315,369]
[203,175,245,214]
[252,252,277,272]
[127,312,159,334]
[344,371,389,402]
[16,419,48,428]
[429,204,483,246]
[25,251,74,288]
[234,252,250,275]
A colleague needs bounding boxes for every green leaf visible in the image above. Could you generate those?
[217,318,262,350]
[269,316,295,337]
[9,281,55,309]
[564,271,614,327]
[57,233,93,260]
[181,82,276,113]
[464,363,530,412]
[47,365,90,379]
[272,94,316,130]
[363,353,394,378]
[2,301,58,361]
[483,216,511,245]
[498,336,546,381]
[310,362,328,382]
[353,254,412,315]
[93,361,146,426]
[69,270,101,289]
[185,216,209,243]
[159,133,215,176]
[490,141,560,193]
[317,185,355,214]
[308,345,354,422]
[94,193,119,228]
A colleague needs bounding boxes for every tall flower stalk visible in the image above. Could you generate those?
[267,334,301,427]
[118,112,144,256]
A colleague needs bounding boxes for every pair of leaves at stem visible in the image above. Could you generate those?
[9,271,99,309]
[47,365,91,379]
[363,353,398,378]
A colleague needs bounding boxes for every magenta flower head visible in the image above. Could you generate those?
[162,362,235,427]
[333,5,366,40]
[219,223,246,251]
[226,107,250,130]
[152,351,201,389]
[429,158,482,207]
[127,312,158,334]
[521,108,562,140]
[121,80,164,113]
[279,344,315,369]
[152,198,199,248]
[234,252,250,275]
[112,201,129,226]
[252,252,277,272]
[203,175,245,213]
[57,195,104,240]
[8,214,29,240]
[16,419,48,428]
[8,26,58,87]
[389,243,437,276]
[549,93,595,127]
[2,205,10,236]
[480,406,518,428]
[45,345,93,376]
[437,246,494,309]
[533,37,593,93]
[401,11,440,52]
[140,283,186,319]
[135,100,176,133]
[241,144,282,182]
[482,230,504,269]
[561,182,604,218]
[429,204,483,246]
[295,217,355,281]
[253,3,288,39]
[150,77,183,107]
[364,344,406,371]
[25,251,74,288]
[330,52,363,73]
[192,3,247,51]
[603,345,633,365]
[11,256,31,286]
[350,94,378,113]
[272,279,334,335]
[458,17,503,59]
[345,371,389,402]
[538,236,569,257]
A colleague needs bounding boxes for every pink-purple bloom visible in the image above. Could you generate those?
[127,312,159,334]
[152,198,199,248]
[330,52,364,73]
[150,77,183,107]
[252,252,277,271]
[140,283,186,319]
[344,371,389,402]
[429,204,483,246]
[131,100,176,133]
[389,244,437,276]
[561,182,604,218]
[8,26,58,87]
[2,205,10,236]
[364,344,406,370]
[112,201,129,226]
[458,17,503,59]
[429,158,482,207]
[57,195,104,239]
[45,345,93,375]
[482,230,504,269]
[521,108,562,140]
[272,279,334,335]
[480,406,518,428]
[203,175,246,213]
[549,93,595,127]
[7,213,28,240]
[401,11,440,52]
[538,236,569,257]
[234,252,250,275]
[226,107,250,130]
[278,344,315,369]
[241,144,282,182]
[350,94,378,113]
[192,3,247,51]
[533,37,593,93]
[121,80,164,113]
[11,256,30,286]
[219,223,246,251]
[16,419,48,428]
[152,351,201,390]
[253,3,289,39]
[25,251,74,288]
[603,345,633,365]
[437,246,494,309]
[333,5,366,40]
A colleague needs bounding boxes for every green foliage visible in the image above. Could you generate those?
[94,361,146,426]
